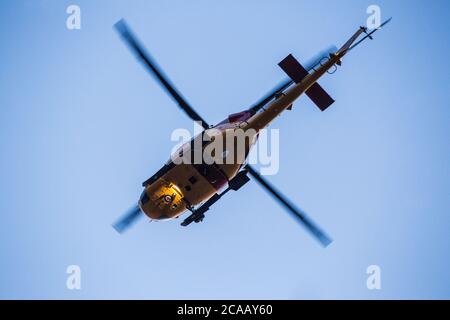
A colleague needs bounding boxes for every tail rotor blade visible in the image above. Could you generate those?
[113,205,142,234]
[348,17,392,52]
[245,165,332,247]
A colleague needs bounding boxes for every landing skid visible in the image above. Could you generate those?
[181,170,250,226]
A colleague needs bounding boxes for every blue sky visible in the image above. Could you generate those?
[0,0,449,299]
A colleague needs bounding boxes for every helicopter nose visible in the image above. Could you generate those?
[139,184,185,220]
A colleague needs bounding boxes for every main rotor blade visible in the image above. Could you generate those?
[245,165,332,247]
[115,19,209,129]
[112,204,142,234]
[248,45,338,114]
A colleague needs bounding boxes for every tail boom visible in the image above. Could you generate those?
[244,53,340,131]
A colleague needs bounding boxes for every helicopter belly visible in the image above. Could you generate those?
[139,163,228,220]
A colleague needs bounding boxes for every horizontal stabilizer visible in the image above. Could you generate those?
[305,83,335,111]
[278,54,334,111]
[278,54,309,84]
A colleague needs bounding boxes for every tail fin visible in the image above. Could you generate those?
[347,17,392,52]
[336,27,366,56]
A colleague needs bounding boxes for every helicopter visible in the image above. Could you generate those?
[112,17,391,247]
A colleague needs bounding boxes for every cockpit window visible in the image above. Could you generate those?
[140,192,150,205]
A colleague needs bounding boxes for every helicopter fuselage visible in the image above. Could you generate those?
[138,111,256,220]
[138,52,343,221]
